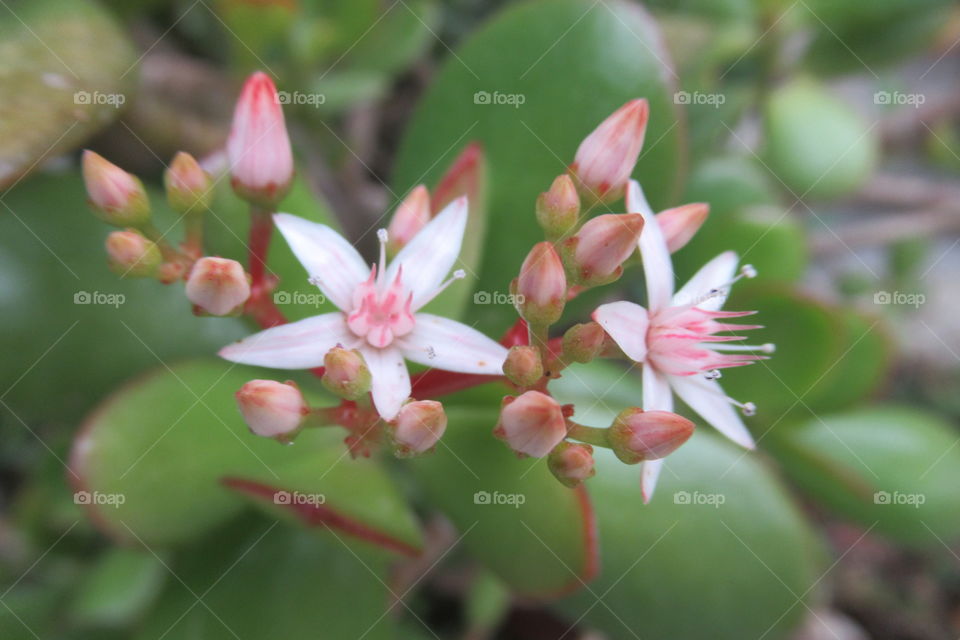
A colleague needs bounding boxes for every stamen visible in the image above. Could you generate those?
[726,397,757,416]
[708,264,759,298]
[376,229,388,286]
[704,369,722,380]
[711,343,775,353]
[417,269,466,308]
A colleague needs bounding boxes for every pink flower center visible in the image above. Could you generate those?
[347,265,415,348]
[647,305,772,377]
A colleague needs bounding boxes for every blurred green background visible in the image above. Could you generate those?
[2,0,960,638]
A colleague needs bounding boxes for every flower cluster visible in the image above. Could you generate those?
[81,72,772,502]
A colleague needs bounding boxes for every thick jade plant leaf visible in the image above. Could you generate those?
[763,77,878,200]
[551,362,824,640]
[408,403,599,598]
[134,518,397,640]
[0,173,247,422]
[769,406,960,548]
[70,359,422,553]
[0,0,136,189]
[719,287,845,423]
[393,0,685,334]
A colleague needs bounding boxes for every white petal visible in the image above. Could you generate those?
[359,346,411,420]
[641,459,664,504]
[592,301,649,362]
[273,213,369,310]
[674,251,738,311]
[398,314,507,375]
[627,180,674,314]
[219,313,352,369]
[642,364,673,412]
[386,196,468,310]
[668,375,755,449]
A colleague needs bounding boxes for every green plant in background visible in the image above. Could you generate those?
[2,0,960,639]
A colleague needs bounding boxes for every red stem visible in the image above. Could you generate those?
[244,208,287,328]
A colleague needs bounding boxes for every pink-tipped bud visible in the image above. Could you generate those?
[570,99,649,204]
[657,202,709,253]
[227,72,294,208]
[105,230,161,278]
[608,408,695,464]
[561,213,644,287]
[387,185,431,255]
[562,322,608,364]
[392,400,447,457]
[536,174,580,240]
[548,442,596,488]
[165,152,212,215]
[502,345,544,388]
[514,242,566,326]
[236,379,307,441]
[82,150,150,227]
[494,391,568,458]
[321,347,372,400]
[185,257,251,316]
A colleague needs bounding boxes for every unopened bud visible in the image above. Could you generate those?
[494,391,567,458]
[513,242,566,326]
[536,174,580,239]
[503,345,543,387]
[321,347,371,400]
[570,99,649,204]
[387,185,431,255]
[165,152,212,215]
[608,408,694,464]
[227,72,294,208]
[656,202,709,253]
[185,257,251,316]
[562,322,607,363]
[548,442,596,488]
[391,400,447,457]
[82,150,150,227]
[560,213,644,287]
[105,230,161,278]
[236,379,307,441]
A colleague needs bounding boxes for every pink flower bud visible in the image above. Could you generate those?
[657,202,709,253]
[321,347,372,400]
[570,99,649,203]
[165,151,212,215]
[392,400,447,456]
[561,322,607,364]
[502,345,543,388]
[236,379,307,440]
[562,213,644,286]
[494,391,568,458]
[536,174,580,239]
[185,257,251,316]
[82,151,150,227]
[548,442,596,487]
[105,230,161,278]
[608,408,695,464]
[514,242,566,325]
[227,72,294,208]
[387,185,431,255]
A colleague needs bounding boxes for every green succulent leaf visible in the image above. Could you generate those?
[408,404,599,598]
[70,359,422,553]
[393,0,685,334]
[769,406,960,548]
[0,0,136,189]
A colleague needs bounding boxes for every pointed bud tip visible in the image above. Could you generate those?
[609,408,694,464]
[516,242,566,325]
[105,230,161,278]
[82,151,150,226]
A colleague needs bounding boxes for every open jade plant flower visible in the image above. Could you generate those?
[78,70,772,500]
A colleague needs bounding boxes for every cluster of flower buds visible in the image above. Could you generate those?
[77,67,770,504]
